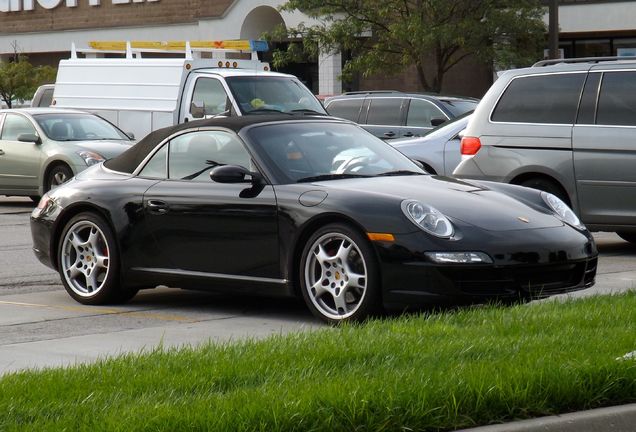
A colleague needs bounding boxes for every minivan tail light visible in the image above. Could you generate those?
[460,136,481,156]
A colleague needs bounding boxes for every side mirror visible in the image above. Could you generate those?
[190,101,205,119]
[431,118,447,127]
[17,133,41,144]
[210,165,262,184]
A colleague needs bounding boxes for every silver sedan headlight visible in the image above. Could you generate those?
[77,150,105,166]
[401,199,454,238]
[541,192,584,229]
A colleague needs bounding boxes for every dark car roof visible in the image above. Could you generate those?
[104,114,343,174]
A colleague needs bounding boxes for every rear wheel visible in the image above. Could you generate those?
[300,223,382,324]
[57,212,137,304]
[519,177,569,206]
[45,163,73,193]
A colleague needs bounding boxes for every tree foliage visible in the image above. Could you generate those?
[0,56,57,108]
[270,0,546,92]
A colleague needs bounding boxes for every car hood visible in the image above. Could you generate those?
[312,175,563,231]
[73,140,134,159]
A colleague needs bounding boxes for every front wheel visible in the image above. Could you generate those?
[46,163,73,193]
[300,223,382,324]
[57,212,136,304]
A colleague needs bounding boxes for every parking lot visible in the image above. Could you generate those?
[1,194,635,375]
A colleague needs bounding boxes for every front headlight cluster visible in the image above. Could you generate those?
[401,199,454,238]
[77,150,105,166]
[541,192,584,229]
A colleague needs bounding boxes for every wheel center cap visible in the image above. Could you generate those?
[86,256,92,262]
[335,272,341,280]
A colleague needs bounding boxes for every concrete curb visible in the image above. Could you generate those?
[455,403,636,432]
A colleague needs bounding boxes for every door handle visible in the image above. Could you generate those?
[402,132,414,138]
[146,199,169,214]
[384,131,396,138]
[0,149,4,155]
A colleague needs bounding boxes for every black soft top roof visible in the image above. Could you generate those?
[104,114,338,174]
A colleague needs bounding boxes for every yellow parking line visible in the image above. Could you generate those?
[0,300,195,323]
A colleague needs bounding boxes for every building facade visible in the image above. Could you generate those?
[2,0,636,98]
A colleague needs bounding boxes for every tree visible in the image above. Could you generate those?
[0,56,56,108]
[270,0,546,92]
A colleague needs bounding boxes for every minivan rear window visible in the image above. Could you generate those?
[491,73,585,124]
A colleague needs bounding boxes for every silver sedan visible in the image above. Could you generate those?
[390,113,472,176]
[0,108,134,201]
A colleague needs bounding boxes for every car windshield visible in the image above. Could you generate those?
[226,77,327,115]
[439,99,478,117]
[246,122,425,184]
[33,113,130,141]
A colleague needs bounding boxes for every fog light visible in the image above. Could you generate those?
[425,252,493,264]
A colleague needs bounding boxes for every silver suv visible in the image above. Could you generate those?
[454,57,636,243]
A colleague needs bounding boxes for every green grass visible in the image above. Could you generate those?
[1,293,635,431]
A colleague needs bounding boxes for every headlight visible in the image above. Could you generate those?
[401,199,454,238]
[541,192,583,229]
[77,150,105,166]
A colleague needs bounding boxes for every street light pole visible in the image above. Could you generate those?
[548,0,560,59]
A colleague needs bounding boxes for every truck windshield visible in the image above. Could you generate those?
[33,113,130,141]
[225,76,327,115]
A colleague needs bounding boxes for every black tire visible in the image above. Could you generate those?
[519,177,569,205]
[57,212,137,305]
[299,223,382,324]
[29,195,41,204]
[45,163,73,193]
[617,232,636,244]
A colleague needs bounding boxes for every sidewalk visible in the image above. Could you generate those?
[455,403,636,432]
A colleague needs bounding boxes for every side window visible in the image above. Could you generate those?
[139,144,168,179]
[491,73,586,124]
[577,72,601,125]
[596,71,636,126]
[37,88,54,108]
[407,99,446,127]
[0,114,37,141]
[168,131,251,181]
[190,78,230,116]
[326,99,363,122]
[365,98,403,125]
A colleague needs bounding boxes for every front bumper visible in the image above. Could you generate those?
[374,225,598,309]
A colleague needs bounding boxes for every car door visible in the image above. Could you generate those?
[362,97,407,140]
[404,98,449,138]
[0,113,42,190]
[572,69,636,225]
[141,129,280,280]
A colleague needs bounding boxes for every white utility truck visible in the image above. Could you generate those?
[51,40,326,139]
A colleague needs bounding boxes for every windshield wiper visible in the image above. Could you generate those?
[297,173,371,183]
[245,108,290,115]
[376,170,424,177]
[290,109,327,115]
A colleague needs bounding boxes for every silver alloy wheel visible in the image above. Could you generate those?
[60,220,110,297]
[304,232,368,320]
[51,170,69,187]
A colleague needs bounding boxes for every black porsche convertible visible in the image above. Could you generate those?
[31,115,597,323]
